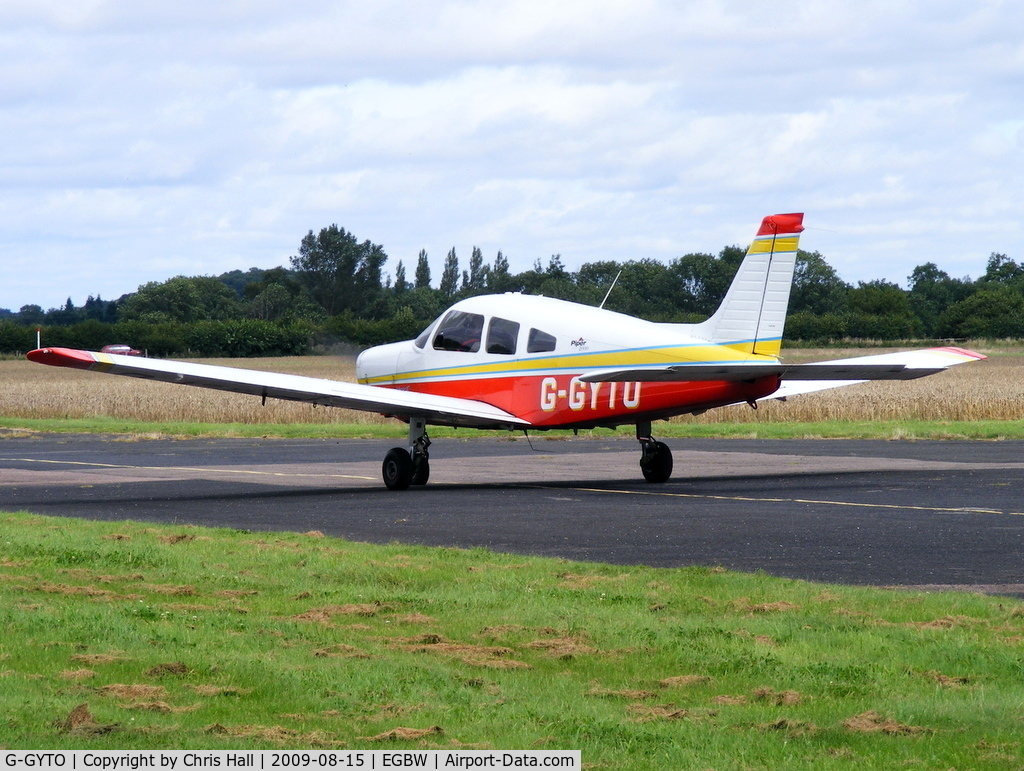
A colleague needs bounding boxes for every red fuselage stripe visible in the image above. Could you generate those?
[388,373,780,428]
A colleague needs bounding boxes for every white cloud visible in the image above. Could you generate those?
[2,0,1024,311]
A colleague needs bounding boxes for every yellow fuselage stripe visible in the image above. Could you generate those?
[359,342,780,385]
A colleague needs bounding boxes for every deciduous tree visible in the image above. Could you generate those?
[290,225,388,317]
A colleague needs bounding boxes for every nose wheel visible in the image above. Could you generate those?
[637,422,672,483]
[382,417,431,490]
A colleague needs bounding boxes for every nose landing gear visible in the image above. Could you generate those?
[382,417,431,490]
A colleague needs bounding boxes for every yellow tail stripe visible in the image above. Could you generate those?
[748,235,800,254]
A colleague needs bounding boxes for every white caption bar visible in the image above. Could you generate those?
[3,751,580,770]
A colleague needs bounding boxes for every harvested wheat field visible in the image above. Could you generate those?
[0,355,387,426]
[693,345,1024,424]
[1,344,1022,427]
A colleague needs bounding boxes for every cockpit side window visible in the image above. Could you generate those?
[527,328,557,353]
[486,317,519,355]
[432,310,485,352]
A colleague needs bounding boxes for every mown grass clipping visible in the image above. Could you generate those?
[2,512,1023,768]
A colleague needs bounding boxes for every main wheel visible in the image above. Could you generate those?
[382,447,414,490]
[640,441,673,483]
[411,457,430,486]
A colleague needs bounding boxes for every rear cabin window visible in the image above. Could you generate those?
[527,328,557,353]
[486,317,519,355]
[432,310,484,352]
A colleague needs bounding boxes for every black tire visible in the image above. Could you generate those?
[382,447,414,490]
[411,457,430,486]
[640,441,673,483]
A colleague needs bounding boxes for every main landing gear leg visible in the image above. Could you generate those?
[382,417,431,491]
[636,421,673,483]
[409,418,431,486]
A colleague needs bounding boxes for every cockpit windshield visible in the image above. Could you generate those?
[432,310,485,352]
[413,315,443,349]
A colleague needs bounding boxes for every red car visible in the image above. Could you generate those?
[100,344,142,356]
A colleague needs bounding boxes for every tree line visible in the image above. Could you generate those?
[3,223,1023,357]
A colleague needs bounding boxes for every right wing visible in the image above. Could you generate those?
[766,346,986,400]
[26,347,529,430]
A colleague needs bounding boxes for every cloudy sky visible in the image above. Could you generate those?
[2,0,1022,312]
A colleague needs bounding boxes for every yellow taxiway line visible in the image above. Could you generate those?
[558,486,1021,517]
[2,457,376,482]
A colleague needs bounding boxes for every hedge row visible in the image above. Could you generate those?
[1,319,315,358]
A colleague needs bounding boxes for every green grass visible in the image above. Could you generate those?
[2,512,1023,767]
[4,416,1024,440]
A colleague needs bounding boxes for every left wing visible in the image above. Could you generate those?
[26,347,529,430]
[580,346,985,389]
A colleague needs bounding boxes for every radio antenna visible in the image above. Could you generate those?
[599,270,622,309]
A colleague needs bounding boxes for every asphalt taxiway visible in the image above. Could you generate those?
[2,431,1023,596]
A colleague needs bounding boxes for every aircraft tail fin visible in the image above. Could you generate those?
[689,212,804,357]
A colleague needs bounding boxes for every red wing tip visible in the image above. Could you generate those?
[931,346,987,361]
[27,347,98,369]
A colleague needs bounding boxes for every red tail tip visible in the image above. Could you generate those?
[757,213,804,236]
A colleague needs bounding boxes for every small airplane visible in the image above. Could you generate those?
[28,213,985,490]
